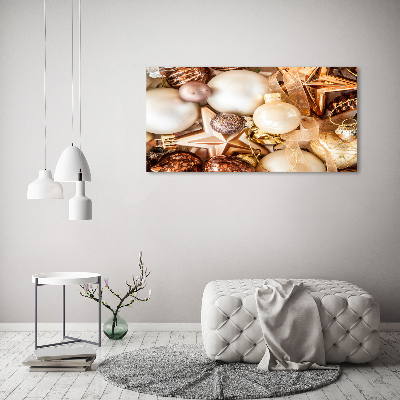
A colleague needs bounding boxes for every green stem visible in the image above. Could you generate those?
[112,311,118,337]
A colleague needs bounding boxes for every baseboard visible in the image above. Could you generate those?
[0,322,202,332]
[380,322,400,332]
[0,322,398,332]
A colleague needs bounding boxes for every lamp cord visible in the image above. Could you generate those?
[44,0,47,170]
[78,0,84,176]
[73,0,84,176]
[71,0,74,147]
[79,0,82,152]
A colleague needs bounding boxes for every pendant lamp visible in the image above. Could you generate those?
[54,145,91,182]
[54,0,92,219]
[27,0,63,200]
[69,171,92,220]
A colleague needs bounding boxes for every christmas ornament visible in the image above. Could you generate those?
[256,149,326,172]
[146,88,199,135]
[247,124,282,146]
[277,67,357,115]
[151,150,202,172]
[346,67,357,77]
[203,156,254,172]
[236,153,258,168]
[161,67,212,88]
[146,148,165,172]
[210,113,246,135]
[327,92,357,116]
[335,121,357,142]
[328,100,357,142]
[309,132,357,169]
[211,67,247,71]
[244,117,282,147]
[238,134,270,156]
[146,74,153,89]
[146,67,164,78]
[146,132,155,152]
[175,107,268,157]
[330,67,357,81]
[253,93,301,135]
[340,165,357,172]
[207,70,270,116]
[179,81,211,103]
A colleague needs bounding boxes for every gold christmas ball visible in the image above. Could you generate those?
[248,124,282,145]
[236,153,258,168]
[310,132,357,170]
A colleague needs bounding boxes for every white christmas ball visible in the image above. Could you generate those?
[253,101,301,135]
[256,150,326,172]
[146,88,199,135]
[207,70,269,116]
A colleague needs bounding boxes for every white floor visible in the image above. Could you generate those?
[0,330,399,400]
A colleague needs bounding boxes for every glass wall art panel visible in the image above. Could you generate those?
[146,67,357,172]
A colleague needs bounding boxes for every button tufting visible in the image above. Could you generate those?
[203,278,380,364]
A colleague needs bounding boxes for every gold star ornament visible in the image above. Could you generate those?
[175,107,268,157]
[277,67,357,116]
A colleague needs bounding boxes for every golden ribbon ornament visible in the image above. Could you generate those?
[264,69,338,172]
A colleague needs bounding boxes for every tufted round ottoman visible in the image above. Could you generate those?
[201,279,380,364]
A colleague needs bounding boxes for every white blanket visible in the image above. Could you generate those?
[255,279,335,371]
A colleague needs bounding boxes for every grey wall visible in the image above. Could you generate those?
[1,0,399,323]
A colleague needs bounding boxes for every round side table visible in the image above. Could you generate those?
[32,272,101,349]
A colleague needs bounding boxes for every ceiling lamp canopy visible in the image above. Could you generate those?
[27,170,63,199]
[54,145,91,182]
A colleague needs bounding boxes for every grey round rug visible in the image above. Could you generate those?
[98,344,340,399]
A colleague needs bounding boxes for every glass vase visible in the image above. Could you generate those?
[103,312,128,340]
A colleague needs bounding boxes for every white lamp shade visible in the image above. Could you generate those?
[54,145,91,182]
[69,181,92,220]
[27,170,64,199]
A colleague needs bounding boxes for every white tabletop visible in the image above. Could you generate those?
[32,272,101,285]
